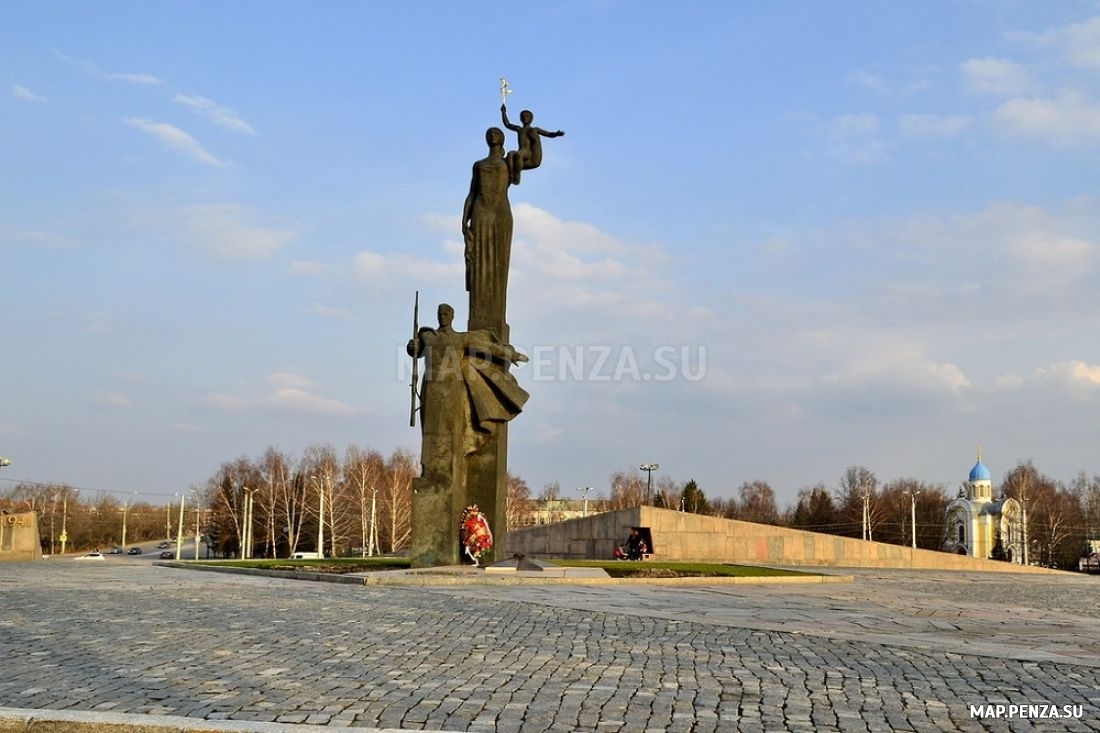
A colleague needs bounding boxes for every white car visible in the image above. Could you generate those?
[75,552,105,561]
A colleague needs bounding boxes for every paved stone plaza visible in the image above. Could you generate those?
[1,561,1099,732]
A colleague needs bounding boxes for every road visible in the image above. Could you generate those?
[1,562,1098,732]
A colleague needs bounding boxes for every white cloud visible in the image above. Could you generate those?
[960,57,1035,96]
[1058,16,1100,69]
[995,373,1025,389]
[94,391,132,409]
[1015,16,1100,70]
[511,203,637,281]
[308,303,352,320]
[204,373,356,416]
[106,70,163,85]
[1014,361,1100,397]
[897,114,971,139]
[826,114,887,163]
[174,93,256,134]
[993,91,1100,145]
[1035,360,1100,387]
[892,199,1099,293]
[122,117,223,166]
[845,70,930,97]
[847,70,889,93]
[10,229,78,248]
[290,261,332,276]
[268,372,314,390]
[353,250,464,285]
[176,203,294,261]
[12,84,46,102]
[53,49,163,85]
[204,393,247,411]
[831,114,879,136]
[1011,233,1093,273]
[809,328,970,395]
[262,388,355,415]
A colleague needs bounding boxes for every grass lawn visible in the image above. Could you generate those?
[190,557,411,574]
[188,557,813,579]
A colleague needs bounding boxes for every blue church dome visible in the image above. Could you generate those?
[969,460,991,482]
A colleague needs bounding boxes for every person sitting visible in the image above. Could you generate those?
[625,528,647,561]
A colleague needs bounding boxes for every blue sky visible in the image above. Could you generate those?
[3,2,1100,507]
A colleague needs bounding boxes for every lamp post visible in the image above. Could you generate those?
[60,491,71,555]
[242,486,255,559]
[639,463,659,506]
[311,475,325,559]
[577,487,592,517]
[908,489,921,549]
[1021,495,1030,566]
[174,493,186,560]
[861,484,869,541]
[192,490,203,561]
[121,501,129,549]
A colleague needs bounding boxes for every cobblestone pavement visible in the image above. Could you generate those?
[1,561,1099,733]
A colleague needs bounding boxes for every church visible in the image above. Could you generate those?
[942,450,1024,563]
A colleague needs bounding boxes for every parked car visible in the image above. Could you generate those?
[76,552,104,561]
[127,547,143,555]
[107,547,123,555]
[159,550,174,559]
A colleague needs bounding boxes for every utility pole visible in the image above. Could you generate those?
[313,475,326,558]
[639,463,659,506]
[577,486,592,517]
[174,494,186,560]
[909,489,921,549]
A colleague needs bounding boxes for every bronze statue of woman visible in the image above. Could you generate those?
[462,127,513,335]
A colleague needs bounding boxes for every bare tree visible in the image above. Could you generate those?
[344,446,385,556]
[381,449,415,552]
[207,457,261,558]
[654,475,681,509]
[506,473,531,529]
[837,466,880,540]
[254,447,293,557]
[1001,461,1080,567]
[608,470,644,510]
[539,480,561,501]
[736,480,780,525]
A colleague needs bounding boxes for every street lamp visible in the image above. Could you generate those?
[861,483,870,541]
[120,494,134,548]
[907,489,921,550]
[639,463,659,506]
[577,487,592,517]
[1021,495,1030,566]
[242,486,255,559]
[174,493,186,560]
[311,475,325,559]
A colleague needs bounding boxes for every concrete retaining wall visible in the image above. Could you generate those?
[506,506,1061,574]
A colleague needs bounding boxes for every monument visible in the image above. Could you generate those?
[407,81,563,566]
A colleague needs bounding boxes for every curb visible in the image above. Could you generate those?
[158,562,854,586]
[0,708,461,733]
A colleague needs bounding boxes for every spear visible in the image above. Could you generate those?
[409,290,419,427]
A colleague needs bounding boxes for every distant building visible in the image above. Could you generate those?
[942,450,1023,563]
[511,498,605,528]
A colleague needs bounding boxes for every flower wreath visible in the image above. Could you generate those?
[460,504,493,566]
